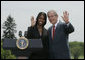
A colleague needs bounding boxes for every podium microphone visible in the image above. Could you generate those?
[19,31,22,37]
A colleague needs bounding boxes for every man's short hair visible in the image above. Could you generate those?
[47,10,58,16]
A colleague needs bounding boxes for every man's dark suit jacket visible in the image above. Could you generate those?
[48,20,74,59]
[26,25,49,59]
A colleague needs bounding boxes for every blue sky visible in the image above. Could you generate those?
[1,1,84,42]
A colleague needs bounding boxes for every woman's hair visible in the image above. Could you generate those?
[35,12,47,27]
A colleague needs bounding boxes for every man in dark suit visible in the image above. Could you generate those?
[47,10,74,59]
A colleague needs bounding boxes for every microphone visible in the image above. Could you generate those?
[24,31,27,38]
[18,31,22,37]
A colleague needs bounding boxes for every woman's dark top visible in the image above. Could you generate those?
[26,25,49,59]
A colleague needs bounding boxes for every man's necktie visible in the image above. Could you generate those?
[52,25,55,40]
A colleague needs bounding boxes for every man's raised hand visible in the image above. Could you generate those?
[61,11,69,24]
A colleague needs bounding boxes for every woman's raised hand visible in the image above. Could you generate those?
[31,16,36,27]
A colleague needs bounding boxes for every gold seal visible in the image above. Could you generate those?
[16,36,29,50]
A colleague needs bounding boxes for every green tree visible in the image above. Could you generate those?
[1,15,17,59]
[1,40,16,59]
[69,41,84,59]
[79,42,84,56]
[1,47,5,59]
[2,15,17,39]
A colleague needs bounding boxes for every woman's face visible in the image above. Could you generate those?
[38,15,45,26]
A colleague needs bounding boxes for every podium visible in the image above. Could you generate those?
[3,37,43,59]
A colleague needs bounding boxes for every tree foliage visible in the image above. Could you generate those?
[2,15,17,39]
[1,15,17,59]
[69,41,84,59]
[1,40,16,59]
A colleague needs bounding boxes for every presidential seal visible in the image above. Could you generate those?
[16,36,29,50]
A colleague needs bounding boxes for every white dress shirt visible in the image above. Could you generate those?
[51,20,70,38]
[51,20,59,38]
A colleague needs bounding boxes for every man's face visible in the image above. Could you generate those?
[48,12,58,25]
